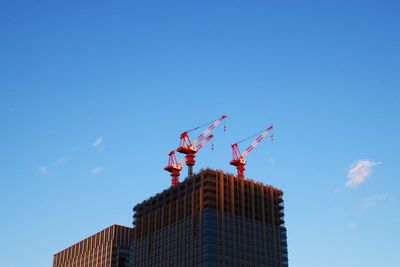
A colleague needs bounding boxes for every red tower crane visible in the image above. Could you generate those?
[165,134,214,186]
[164,151,183,187]
[177,115,227,177]
[230,125,273,178]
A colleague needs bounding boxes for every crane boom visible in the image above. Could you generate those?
[230,124,273,177]
[241,125,273,158]
[192,115,226,146]
[196,134,213,151]
[177,115,227,178]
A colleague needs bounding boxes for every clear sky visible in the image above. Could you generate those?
[1,1,399,266]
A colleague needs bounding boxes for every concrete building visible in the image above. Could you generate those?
[131,168,288,267]
[53,224,133,267]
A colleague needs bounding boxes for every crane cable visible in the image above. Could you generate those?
[186,117,220,133]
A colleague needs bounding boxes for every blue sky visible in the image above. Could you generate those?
[1,1,399,266]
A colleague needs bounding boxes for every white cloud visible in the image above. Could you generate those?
[39,156,69,174]
[91,166,104,175]
[58,156,69,162]
[359,194,389,213]
[39,166,48,174]
[93,137,103,148]
[346,160,380,188]
[348,221,357,229]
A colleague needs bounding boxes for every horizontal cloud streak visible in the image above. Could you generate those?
[39,156,70,175]
[360,194,389,213]
[91,166,104,175]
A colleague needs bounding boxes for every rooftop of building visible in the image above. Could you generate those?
[53,224,133,257]
[134,168,283,212]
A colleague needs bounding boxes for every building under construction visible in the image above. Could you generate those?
[52,117,289,266]
[131,168,288,267]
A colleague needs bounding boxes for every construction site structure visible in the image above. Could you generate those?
[165,115,227,186]
[131,168,288,267]
[164,134,213,186]
[230,125,273,177]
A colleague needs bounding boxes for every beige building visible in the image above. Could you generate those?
[53,224,133,267]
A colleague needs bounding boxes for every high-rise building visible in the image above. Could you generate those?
[53,224,133,267]
[131,168,288,267]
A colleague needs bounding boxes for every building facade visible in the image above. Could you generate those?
[53,224,133,267]
[131,168,288,267]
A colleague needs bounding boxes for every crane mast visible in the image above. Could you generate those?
[177,115,227,177]
[164,151,183,186]
[165,133,215,186]
[230,125,273,178]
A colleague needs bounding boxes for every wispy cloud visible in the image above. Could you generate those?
[348,221,357,229]
[39,166,48,174]
[91,166,104,175]
[359,194,389,213]
[346,160,380,188]
[332,188,341,195]
[39,156,70,175]
[92,137,103,148]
